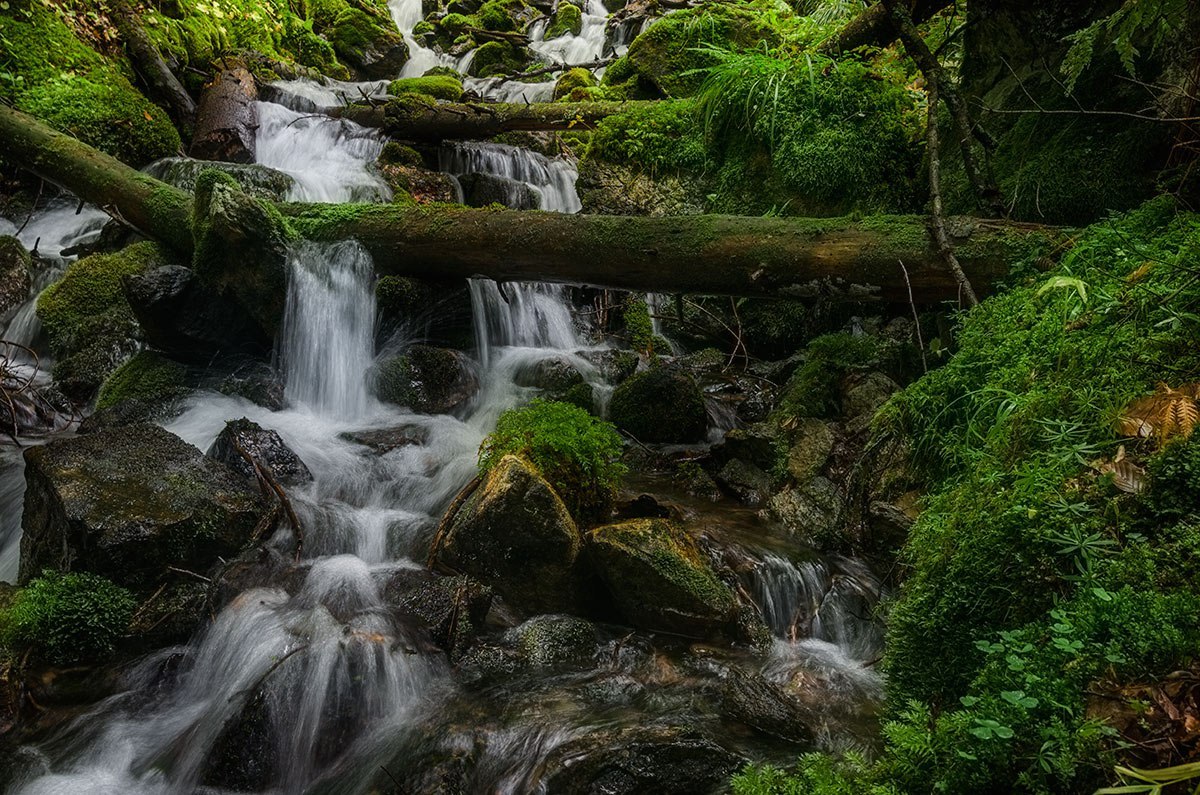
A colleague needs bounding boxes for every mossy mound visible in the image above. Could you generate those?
[545,2,582,39]
[0,571,135,665]
[373,345,479,414]
[326,6,409,78]
[95,351,189,411]
[553,66,595,101]
[37,242,174,399]
[587,518,737,639]
[609,367,707,444]
[387,73,464,100]
[467,40,532,78]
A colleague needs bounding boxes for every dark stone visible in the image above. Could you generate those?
[512,356,585,392]
[455,172,540,210]
[0,236,31,320]
[373,345,479,415]
[216,362,286,411]
[19,423,270,588]
[715,458,773,506]
[210,546,297,611]
[609,367,708,444]
[77,398,172,434]
[207,417,313,487]
[383,568,493,654]
[340,425,428,454]
[721,667,814,744]
[505,614,596,667]
[539,725,743,794]
[431,455,586,615]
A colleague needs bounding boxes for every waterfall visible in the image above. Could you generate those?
[281,241,378,419]
[529,0,610,66]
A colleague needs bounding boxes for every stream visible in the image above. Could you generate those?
[0,6,886,793]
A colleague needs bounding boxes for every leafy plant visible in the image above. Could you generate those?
[479,399,626,518]
[1,570,136,664]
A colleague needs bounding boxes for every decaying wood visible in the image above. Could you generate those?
[190,58,259,163]
[819,0,953,55]
[108,0,196,136]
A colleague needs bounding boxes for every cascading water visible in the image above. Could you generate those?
[529,0,610,66]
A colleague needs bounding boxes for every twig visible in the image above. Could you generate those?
[231,643,309,700]
[15,179,43,236]
[898,260,928,372]
[925,74,979,307]
[427,475,481,568]
[167,566,212,583]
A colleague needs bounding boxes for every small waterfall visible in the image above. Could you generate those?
[529,0,610,66]
[254,101,390,203]
[440,141,581,213]
[263,78,390,113]
[389,0,470,77]
[281,241,378,419]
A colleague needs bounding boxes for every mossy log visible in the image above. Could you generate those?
[0,103,1066,304]
[190,59,259,163]
[819,0,951,55]
[110,0,197,135]
[340,98,652,141]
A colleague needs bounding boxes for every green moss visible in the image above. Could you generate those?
[586,100,707,175]
[467,40,531,78]
[552,66,595,101]
[479,399,626,519]
[387,73,464,100]
[609,366,707,444]
[622,294,654,354]
[0,570,135,664]
[96,351,189,410]
[774,332,896,421]
[545,2,582,39]
[477,0,526,32]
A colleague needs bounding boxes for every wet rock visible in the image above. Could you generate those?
[384,568,493,654]
[716,423,780,472]
[207,417,313,487]
[587,519,738,640]
[456,642,527,687]
[721,667,814,744]
[513,356,585,393]
[506,614,596,667]
[330,9,409,79]
[77,398,168,434]
[840,370,899,428]
[123,264,272,362]
[715,459,773,506]
[579,348,638,384]
[0,236,31,320]
[340,425,427,454]
[210,546,296,611]
[215,362,286,411]
[577,160,707,216]
[204,689,275,792]
[19,423,270,588]
[456,172,539,210]
[379,163,458,204]
[768,477,843,544]
[431,455,586,615]
[674,462,723,502]
[373,345,479,415]
[147,157,295,200]
[125,580,209,651]
[609,368,707,444]
[614,493,676,520]
[539,725,743,794]
[786,419,835,482]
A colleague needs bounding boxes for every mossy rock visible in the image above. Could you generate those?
[477,0,530,32]
[37,242,173,399]
[553,66,595,101]
[507,613,597,667]
[432,455,587,614]
[327,6,409,79]
[587,518,738,639]
[372,345,479,414]
[148,158,296,201]
[17,77,181,166]
[467,40,532,78]
[0,236,32,319]
[19,423,270,589]
[545,2,582,39]
[609,367,707,444]
[387,74,464,100]
[95,351,189,411]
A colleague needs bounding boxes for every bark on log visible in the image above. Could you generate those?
[819,0,952,55]
[340,99,649,141]
[0,102,1065,305]
[109,0,197,135]
[190,58,259,163]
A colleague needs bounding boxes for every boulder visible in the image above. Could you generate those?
[384,568,493,654]
[538,725,743,794]
[609,368,707,444]
[768,476,844,545]
[329,9,409,79]
[513,356,585,392]
[786,419,835,482]
[0,236,31,320]
[506,614,596,667]
[123,265,272,362]
[587,519,738,639]
[715,458,773,506]
[19,423,270,588]
[431,455,586,614]
[455,172,540,210]
[146,158,295,201]
[721,668,814,744]
[716,423,780,472]
[206,418,313,487]
[215,362,286,411]
[373,345,479,415]
[840,370,899,428]
[340,425,427,454]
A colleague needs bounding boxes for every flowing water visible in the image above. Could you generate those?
[1,11,887,786]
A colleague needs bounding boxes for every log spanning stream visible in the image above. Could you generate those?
[0,9,888,794]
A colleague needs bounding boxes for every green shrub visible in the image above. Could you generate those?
[1,571,136,664]
[479,399,625,518]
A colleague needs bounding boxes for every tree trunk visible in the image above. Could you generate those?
[819,0,952,55]
[108,0,197,136]
[0,103,1065,305]
[190,58,259,163]
[340,99,649,141]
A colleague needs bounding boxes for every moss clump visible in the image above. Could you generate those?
[622,295,654,354]
[467,40,531,78]
[37,242,170,398]
[586,100,706,175]
[326,6,408,78]
[18,77,180,166]
[609,366,707,444]
[552,66,595,101]
[479,399,626,518]
[387,73,464,100]
[0,570,135,664]
[96,351,189,410]
[545,2,582,39]
[774,332,898,421]
[477,0,527,32]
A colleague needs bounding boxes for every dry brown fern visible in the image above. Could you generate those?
[1117,382,1200,444]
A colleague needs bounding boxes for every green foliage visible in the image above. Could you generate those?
[775,332,895,420]
[1061,0,1187,93]
[587,100,707,174]
[552,66,595,101]
[1,570,136,664]
[96,351,189,410]
[479,399,626,517]
[387,73,463,100]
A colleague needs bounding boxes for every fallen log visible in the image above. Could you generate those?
[109,0,196,135]
[0,102,1065,308]
[340,98,649,141]
[190,58,259,163]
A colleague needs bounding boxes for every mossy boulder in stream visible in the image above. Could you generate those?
[19,423,271,589]
[587,518,738,639]
[0,236,32,320]
[387,74,464,100]
[372,345,479,414]
[95,351,189,411]
[325,6,409,79]
[431,454,586,615]
[609,367,707,444]
[467,40,532,78]
[545,4,583,39]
